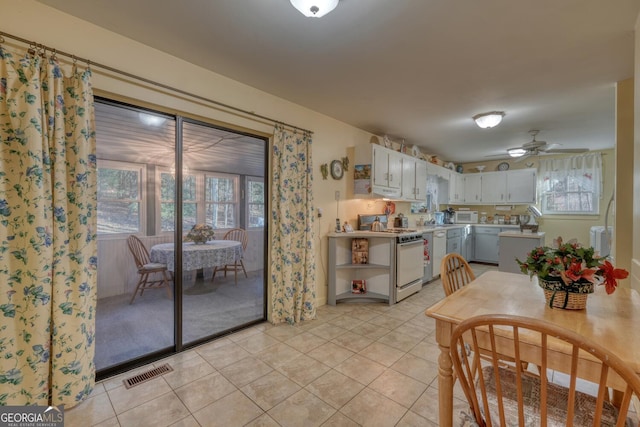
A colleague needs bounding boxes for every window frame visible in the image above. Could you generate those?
[245,176,265,229]
[96,159,147,239]
[204,172,240,231]
[539,172,600,216]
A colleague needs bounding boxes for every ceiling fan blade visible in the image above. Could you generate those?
[514,152,533,163]
[544,148,588,153]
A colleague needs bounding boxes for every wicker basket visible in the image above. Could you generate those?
[538,277,594,310]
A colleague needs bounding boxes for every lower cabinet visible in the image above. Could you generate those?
[473,227,500,263]
[328,235,395,306]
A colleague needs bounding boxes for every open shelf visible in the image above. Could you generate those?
[328,235,395,306]
[334,291,389,303]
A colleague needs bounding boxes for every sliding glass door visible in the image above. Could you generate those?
[94,99,266,377]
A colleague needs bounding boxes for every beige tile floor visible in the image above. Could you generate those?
[64,264,492,426]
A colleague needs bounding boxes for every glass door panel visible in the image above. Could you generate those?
[181,120,266,345]
[94,100,176,372]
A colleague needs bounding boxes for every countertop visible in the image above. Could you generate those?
[498,231,546,239]
[328,224,521,238]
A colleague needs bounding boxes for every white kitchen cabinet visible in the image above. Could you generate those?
[463,174,482,203]
[354,144,402,198]
[505,169,537,203]
[448,171,465,203]
[328,234,395,305]
[401,157,428,201]
[481,171,507,203]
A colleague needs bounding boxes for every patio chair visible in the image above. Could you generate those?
[451,314,640,426]
[212,228,248,284]
[127,235,173,304]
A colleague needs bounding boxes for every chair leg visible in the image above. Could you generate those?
[130,274,146,304]
[163,271,173,300]
[234,262,238,285]
[240,259,248,278]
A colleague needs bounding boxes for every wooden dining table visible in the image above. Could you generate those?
[425,270,640,427]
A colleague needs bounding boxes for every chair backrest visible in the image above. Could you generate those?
[440,253,475,296]
[450,314,640,426]
[223,228,248,250]
[127,235,151,269]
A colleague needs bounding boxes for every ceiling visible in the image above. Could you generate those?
[38,0,639,163]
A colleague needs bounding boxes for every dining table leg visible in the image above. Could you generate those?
[436,320,454,427]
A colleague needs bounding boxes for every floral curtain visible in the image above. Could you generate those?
[270,124,316,324]
[0,46,97,408]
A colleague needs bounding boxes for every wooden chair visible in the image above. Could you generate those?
[440,253,476,296]
[212,228,248,284]
[127,235,173,304]
[450,314,640,426]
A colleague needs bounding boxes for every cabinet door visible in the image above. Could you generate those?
[474,228,499,263]
[372,145,390,187]
[507,169,536,203]
[449,172,465,203]
[481,172,507,203]
[415,160,428,200]
[464,174,482,203]
[401,158,417,200]
[387,150,403,189]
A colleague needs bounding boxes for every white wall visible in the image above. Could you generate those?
[0,1,375,307]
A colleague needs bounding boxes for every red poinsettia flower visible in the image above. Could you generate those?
[562,261,597,284]
[599,260,630,294]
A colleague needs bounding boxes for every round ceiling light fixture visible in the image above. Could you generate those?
[473,111,505,129]
[507,148,527,158]
[290,0,339,18]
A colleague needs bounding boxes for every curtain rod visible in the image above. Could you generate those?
[0,30,312,135]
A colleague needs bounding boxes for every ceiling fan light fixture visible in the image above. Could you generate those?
[290,0,339,17]
[508,148,527,158]
[473,111,505,129]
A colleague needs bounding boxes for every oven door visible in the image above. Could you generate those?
[396,239,424,290]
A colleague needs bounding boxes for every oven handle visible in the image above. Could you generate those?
[397,239,423,248]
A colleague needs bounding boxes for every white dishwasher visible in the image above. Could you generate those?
[432,229,447,278]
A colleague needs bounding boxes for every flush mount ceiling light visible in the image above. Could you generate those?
[290,0,339,17]
[473,111,505,129]
[507,148,527,158]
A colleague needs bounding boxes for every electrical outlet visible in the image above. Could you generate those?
[335,190,340,200]
[317,208,323,218]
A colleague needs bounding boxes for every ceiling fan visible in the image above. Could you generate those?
[504,130,588,162]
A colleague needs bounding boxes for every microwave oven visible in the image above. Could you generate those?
[454,210,479,224]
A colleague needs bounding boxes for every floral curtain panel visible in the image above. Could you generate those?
[0,46,97,408]
[270,125,316,324]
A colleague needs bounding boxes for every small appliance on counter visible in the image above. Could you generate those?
[393,213,409,228]
[434,212,445,226]
[357,214,388,231]
[454,210,478,224]
[443,208,455,224]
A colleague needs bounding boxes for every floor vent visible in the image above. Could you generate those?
[123,364,173,389]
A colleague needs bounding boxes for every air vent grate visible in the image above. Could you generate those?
[123,363,173,389]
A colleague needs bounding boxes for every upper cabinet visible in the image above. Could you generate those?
[463,174,482,203]
[355,144,427,200]
[505,169,536,204]
[402,157,427,201]
[448,171,465,203]
[456,168,537,205]
[481,172,508,203]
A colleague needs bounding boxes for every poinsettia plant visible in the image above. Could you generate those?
[516,237,629,294]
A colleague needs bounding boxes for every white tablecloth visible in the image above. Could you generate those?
[149,241,242,272]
